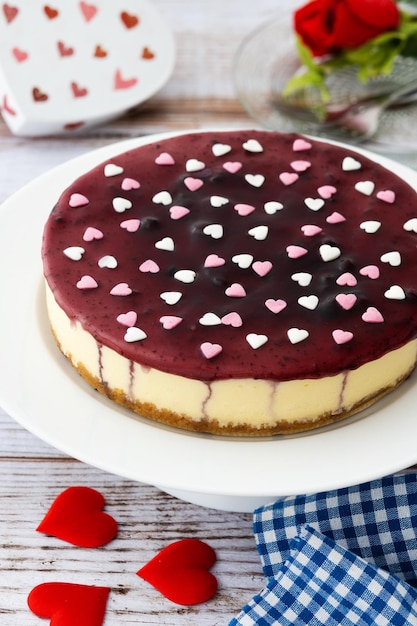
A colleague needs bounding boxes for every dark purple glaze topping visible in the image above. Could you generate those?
[42,130,417,381]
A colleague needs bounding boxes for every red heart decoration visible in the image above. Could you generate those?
[28,582,110,626]
[36,486,118,548]
[137,538,217,605]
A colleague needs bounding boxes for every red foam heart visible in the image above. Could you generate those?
[28,582,110,626]
[137,538,217,605]
[36,486,118,548]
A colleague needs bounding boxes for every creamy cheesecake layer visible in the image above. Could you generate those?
[46,282,417,435]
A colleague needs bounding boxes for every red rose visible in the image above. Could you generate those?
[294,0,400,57]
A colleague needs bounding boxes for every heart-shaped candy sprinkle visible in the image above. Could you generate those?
[342,156,361,171]
[204,254,225,268]
[212,143,232,156]
[360,220,381,234]
[232,253,253,269]
[335,293,357,310]
[304,197,324,211]
[110,282,132,296]
[203,224,223,239]
[376,189,395,203]
[83,226,103,241]
[210,195,229,207]
[186,158,205,172]
[221,312,243,327]
[76,275,98,289]
[245,174,265,187]
[184,177,204,191]
[292,138,312,151]
[139,259,160,273]
[223,161,242,173]
[155,152,175,165]
[381,251,401,266]
[298,295,319,310]
[362,307,384,323]
[160,315,183,329]
[332,329,353,344]
[199,312,222,326]
[137,539,217,605]
[234,203,256,216]
[246,333,268,349]
[104,163,123,177]
[98,255,117,269]
[117,311,137,327]
[317,185,337,199]
[264,201,284,214]
[121,177,140,190]
[225,283,246,297]
[291,272,312,286]
[69,192,89,207]
[243,138,263,152]
[291,160,311,172]
[355,181,375,196]
[287,327,309,344]
[174,269,196,283]
[36,486,118,547]
[385,285,406,300]
[124,327,147,342]
[200,343,223,359]
[160,291,182,305]
[252,260,272,276]
[120,218,140,232]
[287,245,308,259]
[326,211,346,224]
[301,224,322,237]
[336,272,357,286]
[359,265,380,279]
[170,205,190,220]
[28,582,110,626]
[155,236,175,251]
[265,298,287,314]
[403,218,417,233]
[248,225,268,240]
[319,244,341,262]
[63,246,85,261]
[279,172,299,186]
[153,190,172,205]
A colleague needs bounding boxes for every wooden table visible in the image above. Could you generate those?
[1,1,416,624]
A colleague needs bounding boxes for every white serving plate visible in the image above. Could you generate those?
[1,132,417,512]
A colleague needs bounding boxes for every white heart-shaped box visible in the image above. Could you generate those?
[0,0,175,136]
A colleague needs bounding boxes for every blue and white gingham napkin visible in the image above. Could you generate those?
[230,473,417,625]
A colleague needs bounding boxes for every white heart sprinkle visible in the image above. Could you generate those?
[155,237,174,251]
[381,251,401,266]
[384,285,406,300]
[104,163,124,177]
[403,218,417,233]
[287,328,309,344]
[319,244,341,262]
[232,253,253,268]
[360,220,381,234]
[124,327,147,342]
[186,158,205,172]
[342,156,361,171]
[210,195,229,207]
[98,255,117,269]
[248,225,268,240]
[243,139,263,152]
[304,197,324,211]
[245,174,265,187]
[298,295,319,310]
[291,272,312,287]
[112,197,133,213]
[63,246,85,261]
[199,312,222,326]
[160,291,182,305]
[174,269,196,283]
[203,224,223,239]
[246,333,268,349]
[355,181,375,196]
[264,201,284,214]
[212,143,232,156]
[152,190,172,205]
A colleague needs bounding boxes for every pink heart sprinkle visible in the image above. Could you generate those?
[290,160,311,172]
[160,315,183,329]
[326,211,346,224]
[200,342,222,359]
[184,177,204,191]
[332,329,353,345]
[155,152,175,165]
[234,203,256,216]
[170,205,190,220]
[317,185,337,199]
[335,293,357,310]
[110,282,132,296]
[362,307,384,323]
[286,245,308,259]
[120,218,140,232]
[139,259,159,273]
[121,177,140,191]
[69,193,89,207]
[204,254,226,268]
[221,312,243,327]
[359,265,380,279]
[301,224,322,237]
[223,161,242,174]
[225,283,246,298]
[265,298,287,314]
[76,275,98,289]
[292,138,312,152]
[279,172,299,186]
[83,226,103,241]
[376,189,395,204]
[336,272,357,287]
[252,260,273,277]
[117,311,138,327]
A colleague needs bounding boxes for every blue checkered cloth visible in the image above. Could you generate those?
[229,525,417,626]
[254,473,417,585]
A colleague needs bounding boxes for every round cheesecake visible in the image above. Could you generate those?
[42,130,417,435]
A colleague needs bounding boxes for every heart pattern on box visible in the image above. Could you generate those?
[28,486,218,626]
[0,0,175,135]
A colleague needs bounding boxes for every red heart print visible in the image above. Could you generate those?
[142,46,155,60]
[57,41,74,57]
[120,11,139,28]
[28,582,110,626]
[32,87,48,102]
[36,486,118,548]
[114,69,137,90]
[93,44,107,58]
[79,1,97,22]
[71,82,88,98]
[137,538,217,605]
[3,3,18,23]
[44,5,59,20]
